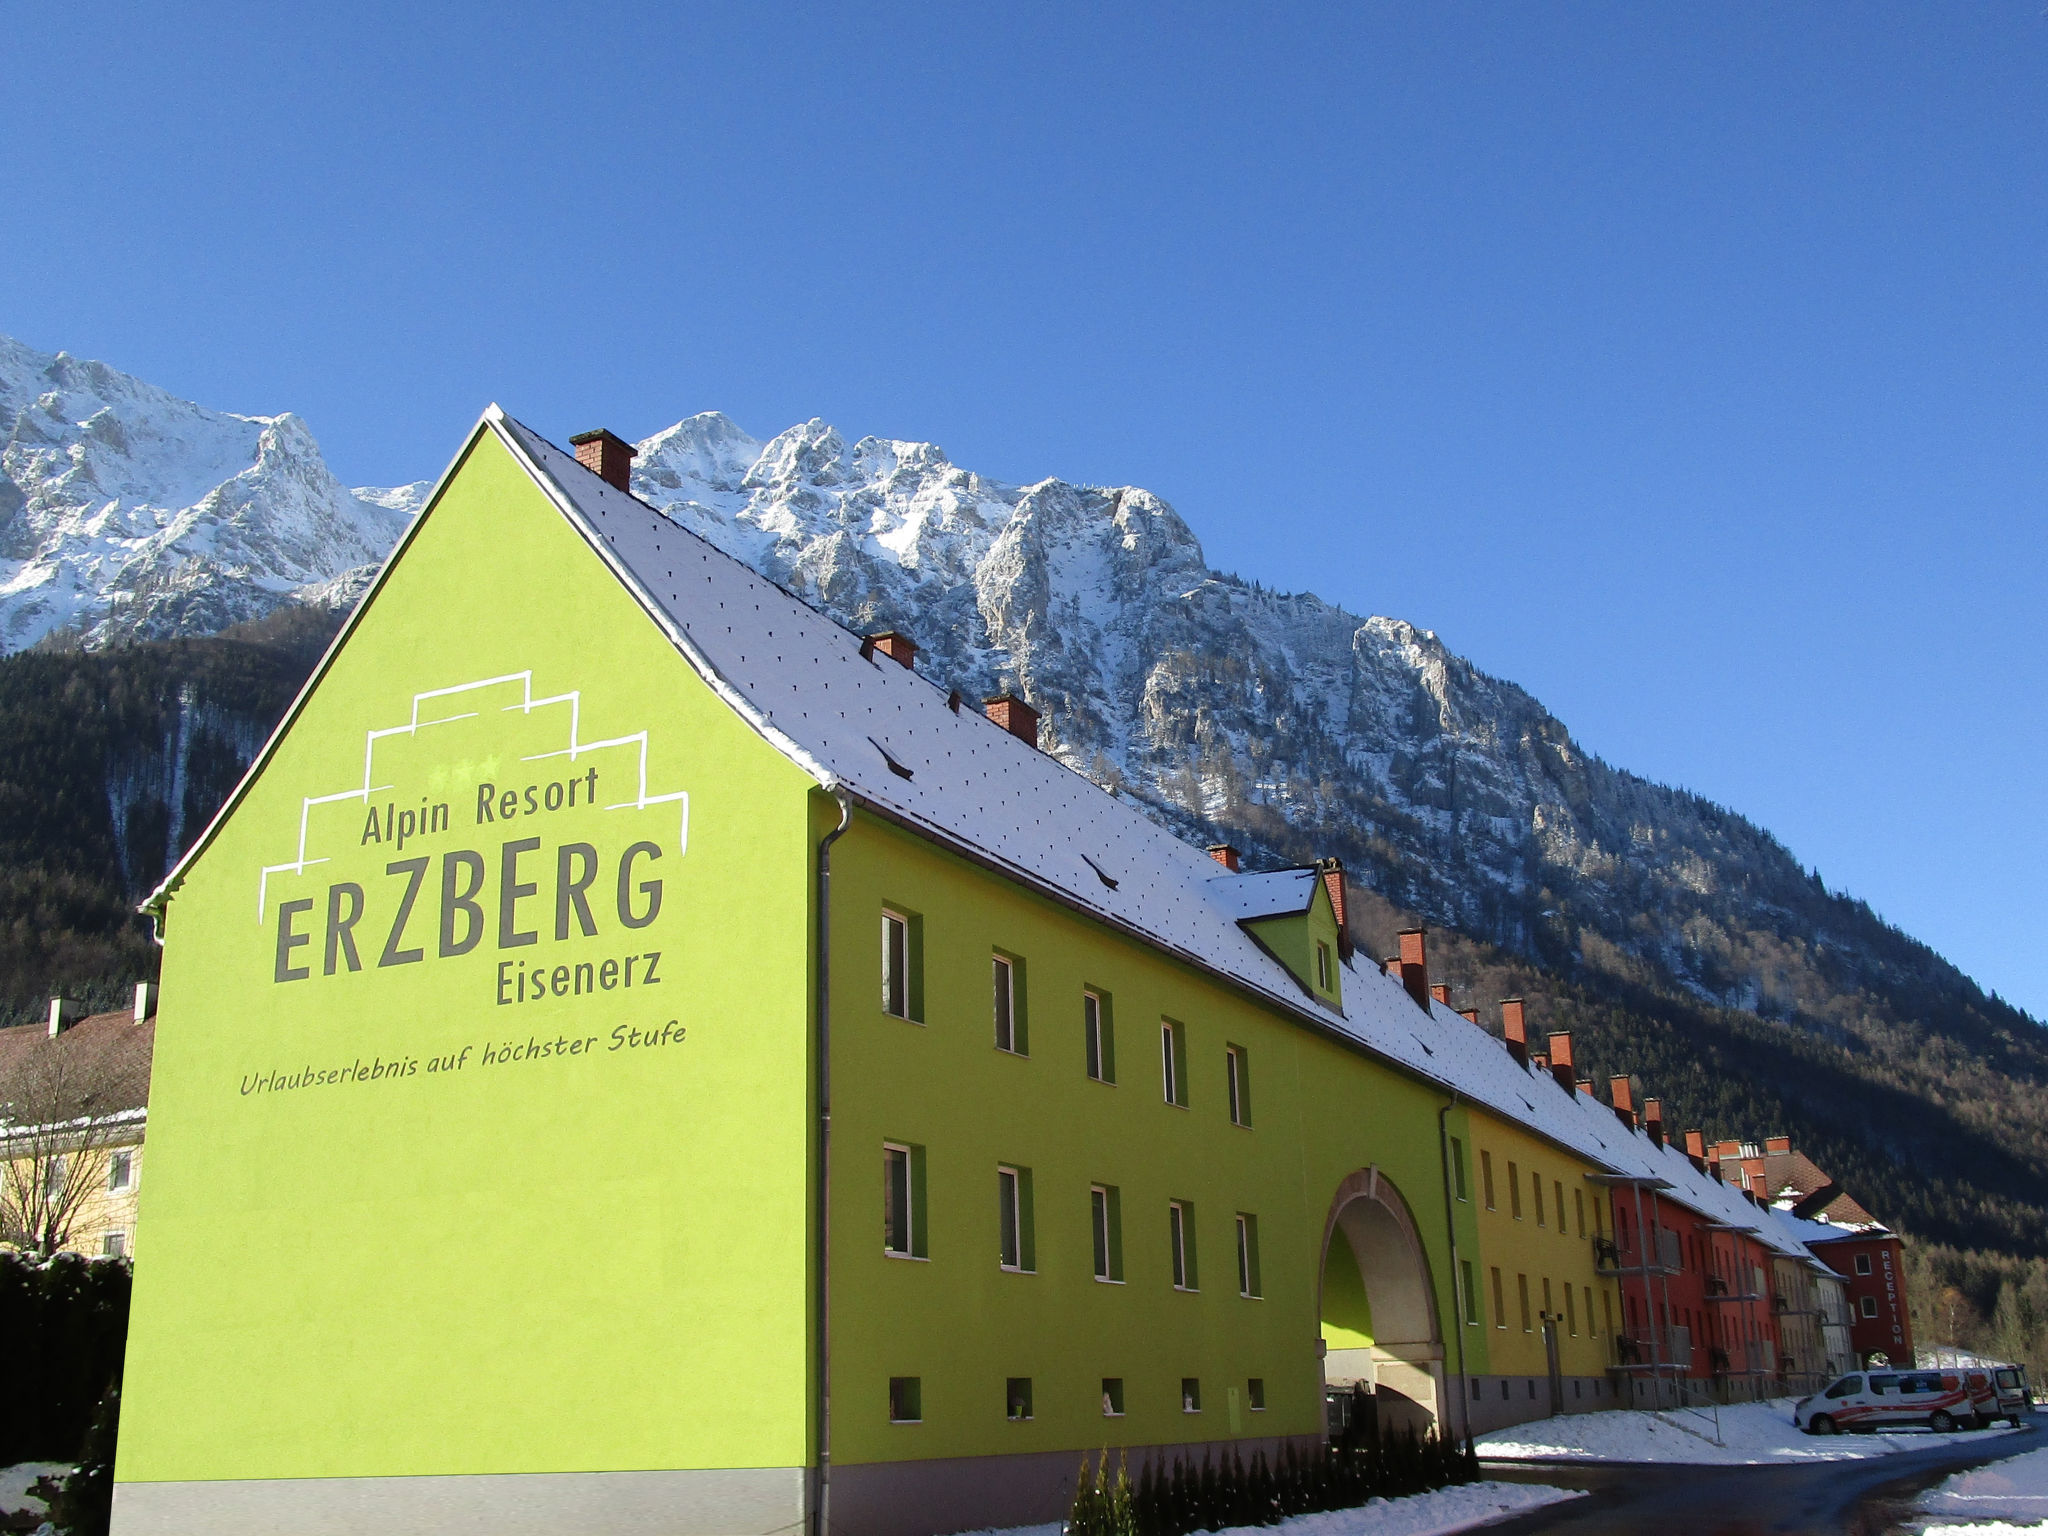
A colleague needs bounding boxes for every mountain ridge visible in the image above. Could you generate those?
[0,343,2040,1269]
[0,335,424,651]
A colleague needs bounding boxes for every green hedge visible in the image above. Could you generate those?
[0,1250,130,1464]
[1067,1388,1481,1536]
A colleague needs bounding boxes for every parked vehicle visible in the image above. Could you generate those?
[1993,1365,2031,1427]
[1961,1370,1999,1427]
[1794,1371,1976,1434]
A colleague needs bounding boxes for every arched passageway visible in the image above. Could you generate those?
[1318,1168,1445,1438]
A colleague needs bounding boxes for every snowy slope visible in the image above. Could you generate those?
[625,413,1919,1021]
[0,335,413,650]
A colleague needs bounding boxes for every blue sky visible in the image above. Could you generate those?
[5,3,2045,1018]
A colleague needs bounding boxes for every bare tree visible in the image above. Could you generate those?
[0,1025,148,1256]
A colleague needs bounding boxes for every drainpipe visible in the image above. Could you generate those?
[814,788,853,1536]
[1629,1182,1664,1404]
[1436,1095,1471,1443]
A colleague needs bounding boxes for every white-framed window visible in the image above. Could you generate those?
[1450,1137,1468,1201]
[43,1155,67,1201]
[993,955,1026,1054]
[998,1164,1034,1271]
[1169,1200,1197,1290]
[1084,990,1113,1082]
[1315,941,1332,991]
[100,1230,127,1259]
[1225,1045,1250,1126]
[1160,1020,1186,1106]
[882,910,910,1018]
[1091,1184,1123,1282]
[884,1143,923,1258]
[107,1150,134,1192]
[1235,1213,1261,1298]
[1460,1259,1479,1326]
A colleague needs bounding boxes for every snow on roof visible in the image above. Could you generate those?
[491,411,1848,1240]
[1206,868,1321,921]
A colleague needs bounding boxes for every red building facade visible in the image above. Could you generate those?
[1810,1232,1912,1367]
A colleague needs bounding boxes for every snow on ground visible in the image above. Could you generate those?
[1916,1444,2048,1528]
[941,1482,1581,1536]
[0,1462,69,1520]
[1922,1526,2048,1536]
[1477,1399,2026,1465]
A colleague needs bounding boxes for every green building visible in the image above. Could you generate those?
[114,410,1630,1536]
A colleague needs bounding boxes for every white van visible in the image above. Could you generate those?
[1794,1370,1976,1434]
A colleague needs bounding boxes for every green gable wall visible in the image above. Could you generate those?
[118,431,820,1489]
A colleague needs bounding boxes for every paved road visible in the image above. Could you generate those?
[1474,1416,2041,1535]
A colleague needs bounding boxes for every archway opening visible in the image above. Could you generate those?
[1319,1170,1444,1439]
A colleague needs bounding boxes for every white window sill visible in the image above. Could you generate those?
[999,1265,1036,1275]
[1094,1275,1125,1286]
[884,1251,930,1263]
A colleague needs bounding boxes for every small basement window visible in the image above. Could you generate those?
[889,1377,922,1423]
[1102,1377,1125,1416]
[1247,1378,1265,1411]
[1181,1378,1202,1414]
[1006,1378,1034,1421]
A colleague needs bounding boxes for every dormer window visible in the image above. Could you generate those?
[1315,941,1333,991]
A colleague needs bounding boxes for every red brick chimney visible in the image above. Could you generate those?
[1530,1051,1551,1073]
[1207,845,1241,871]
[1642,1097,1667,1149]
[861,631,917,668]
[1457,1007,1479,1024]
[1430,983,1451,1006]
[1394,928,1430,1012]
[1501,998,1529,1069]
[983,694,1040,746]
[1546,1032,1576,1095]
[1610,1074,1637,1129]
[1765,1134,1791,1155]
[570,429,638,492]
[1684,1129,1707,1160]
[1318,859,1352,958]
[1576,1077,1596,1097]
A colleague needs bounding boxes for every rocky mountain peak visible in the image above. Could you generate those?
[0,335,415,651]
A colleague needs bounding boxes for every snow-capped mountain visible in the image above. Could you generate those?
[2,339,2023,1043]
[634,412,1884,1019]
[0,336,422,650]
